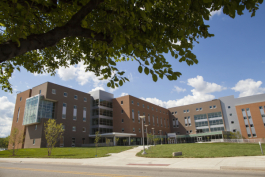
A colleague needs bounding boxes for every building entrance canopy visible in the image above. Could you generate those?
[89,132,136,146]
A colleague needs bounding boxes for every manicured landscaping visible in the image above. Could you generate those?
[0,146,133,158]
[136,143,265,158]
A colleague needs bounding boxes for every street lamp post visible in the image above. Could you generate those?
[145,125,149,146]
[139,115,146,154]
[152,127,154,146]
[159,130,162,145]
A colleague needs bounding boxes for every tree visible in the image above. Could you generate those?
[94,131,101,157]
[0,0,262,92]
[123,139,127,146]
[0,136,9,148]
[9,128,24,156]
[147,133,153,145]
[44,119,64,156]
[105,138,111,154]
[115,137,119,146]
[154,137,160,146]
[230,131,243,139]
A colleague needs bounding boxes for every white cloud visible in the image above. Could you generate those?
[120,93,128,97]
[231,79,265,97]
[173,86,186,93]
[210,9,222,17]
[141,75,226,108]
[89,87,105,92]
[179,81,186,84]
[57,61,107,87]
[0,96,15,137]
[109,87,119,93]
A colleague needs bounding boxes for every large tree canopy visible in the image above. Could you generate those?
[0,0,263,92]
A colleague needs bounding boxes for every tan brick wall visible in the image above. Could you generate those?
[113,95,171,137]
[168,99,225,135]
[8,89,31,149]
[236,102,265,139]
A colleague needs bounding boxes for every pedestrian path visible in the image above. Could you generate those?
[0,146,265,171]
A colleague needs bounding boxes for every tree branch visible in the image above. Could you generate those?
[0,0,107,63]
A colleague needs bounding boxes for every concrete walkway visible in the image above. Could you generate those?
[0,146,265,171]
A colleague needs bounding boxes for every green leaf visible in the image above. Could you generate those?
[152,74,158,82]
[144,67,149,75]
[138,65,143,73]
[119,80,123,86]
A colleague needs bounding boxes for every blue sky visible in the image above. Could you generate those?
[1,5,265,137]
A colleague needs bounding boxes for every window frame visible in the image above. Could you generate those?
[52,89,56,94]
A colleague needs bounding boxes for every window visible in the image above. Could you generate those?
[84,97,87,102]
[175,111,177,114]
[133,128,135,132]
[200,107,202,111]
[131,100,134,104]
[121,101,123,105]
[35,125,37,130]
[156,108,158,112]
[231,121,234,124]
[190,130,192,133]
[248,116,252,119]
[230,113,232,116]
[248,134,251,138]
[82,138,85,144]
[250,124,253,127]
[160,110,161,113]
[246,108,249,111]
[196,108,199,111]
[143,104,144,108]
[17,107,20,122]
[147,106,149,109]
[187,110,189,113]
[233,129,236,132]
[83,127,86,132]
[171,112,174,115]
[228,106,230,109]
[213,105,216,109]
[183,110,186,113]
[33,139,35,145]
[73,126,76,131]
[186,131,189,134]
[74,95,78,100]
[62,125,65,130]
[209,106,212,109]
[39,90,41,94]
[152,107,154,111]
[246,125,249,128]
[253,134,257,137]
[137,102,139,106]
[83,107,86,122]
[243,117,247,119]
[139,128,141,132]
[185,124,187,126]
[72,138,75,147]
[122,128,124,133]
[20,97,22,101]
[121,109,124,114]
[242,109,245,111]
[52,89,56,94]
[122,119,124,123]
[64,92,67,97]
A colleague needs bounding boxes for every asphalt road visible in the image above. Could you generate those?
[0,162,264,177]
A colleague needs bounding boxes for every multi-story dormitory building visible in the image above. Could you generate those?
[8,82,265,149]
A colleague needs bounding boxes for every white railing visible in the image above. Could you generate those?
[211,138,265,143]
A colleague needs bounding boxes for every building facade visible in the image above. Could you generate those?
[8,82,265,149]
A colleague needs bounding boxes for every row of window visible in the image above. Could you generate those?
[50,89,87,102]
[62,103,87,121]
[171,106,218,115]
[129,100,168,115]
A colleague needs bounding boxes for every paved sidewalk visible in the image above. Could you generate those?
[0,146,265,171]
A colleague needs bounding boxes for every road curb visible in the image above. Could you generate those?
[220,166,265,172]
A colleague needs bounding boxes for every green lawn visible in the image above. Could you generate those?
[136,143,265,158]
[0,146,133,158]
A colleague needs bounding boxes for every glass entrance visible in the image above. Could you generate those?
[197,137,202,142]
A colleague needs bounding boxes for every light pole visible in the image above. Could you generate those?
[159,130,162,145]
[139,115,146,154]
[152,127,154,145]
[145,125,149,146]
